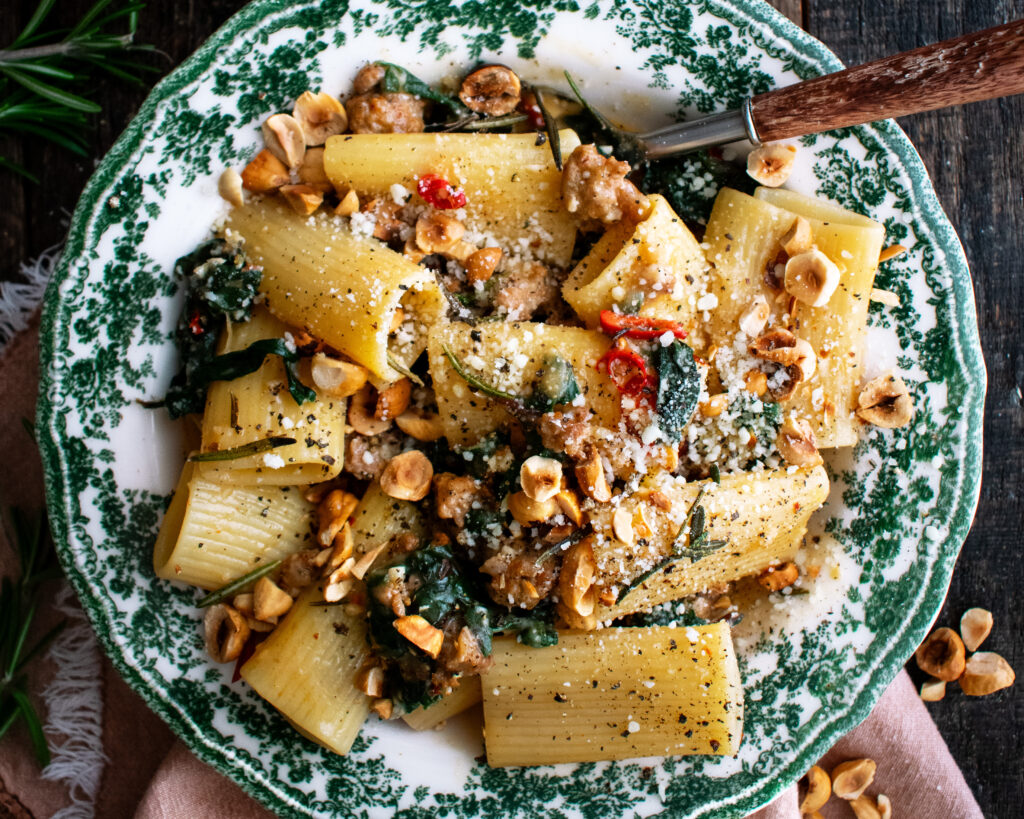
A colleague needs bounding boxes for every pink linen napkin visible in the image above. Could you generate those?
[0,321,983,819]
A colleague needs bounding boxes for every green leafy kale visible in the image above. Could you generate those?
[642,149,756,225]
[378,62,468,114]
[655,340,701,442]
[526,354,581,412]
[490,604,559,648]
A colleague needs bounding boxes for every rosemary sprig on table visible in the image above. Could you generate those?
[0,506,66,766]
[0,0,156,180]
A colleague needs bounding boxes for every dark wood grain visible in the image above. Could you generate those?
[751,18,1024,141]
[2,1,1021,817]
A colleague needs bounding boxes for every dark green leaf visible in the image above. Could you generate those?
[655,340,701,442]
[378,63,467,113]
[13,620,66,674]
[710,463,721,483]
[12,689,49,766]
[2,67,102,113]
[12,0,57,46]
[642,150,755,225]
[196,559,282,607]
[527,354,580,412]
[442,343,520,402]
[533,87,562,170]
[188,436,296,463]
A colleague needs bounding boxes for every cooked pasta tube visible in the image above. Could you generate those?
[153,462,314,590]
[402,676,482,731]
[591,465,829,621]
[349,481,424,559]
[226,198,444,382]
[323,130,582,268]
[427,320,620,447]
[703,187,885,448]
[481,623,742,765]
[241,585,371,756]
[197,307,345,485]
[562,194,709,338]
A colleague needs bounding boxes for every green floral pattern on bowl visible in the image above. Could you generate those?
[36,1,984,816]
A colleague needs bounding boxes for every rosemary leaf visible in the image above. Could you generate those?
[533,87,562,170]
[441,343,520,401]
[12,690,49,766]
[188,436,296,463]
[196,560,282,608]
[463,113,528,131]
[387,352,425,386]
[534,527,591,566]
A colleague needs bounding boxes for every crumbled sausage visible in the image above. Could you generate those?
[561,144,649,227]
[480,545,559,610]
[495,261,559,320]
[539,407,593,461]
[344,430,404,480]
[437,624,493,676]
[434,472,486,527]
[278,549,321,596]
[345,93,427,134]
[361,198,405,242]
[352,63,386,94]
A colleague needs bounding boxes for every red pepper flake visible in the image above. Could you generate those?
[417,174,467,210]
[599,310,687,341]
[518,91,546,130]
[596,347,651,396]
[188,310,205,335]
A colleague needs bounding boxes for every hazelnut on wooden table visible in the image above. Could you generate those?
[959,607,993,651]
[959,652,1015,696]
[914,627,966,681]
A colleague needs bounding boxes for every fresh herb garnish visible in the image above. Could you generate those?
[655,339,701,442]
[0,507,65,766]
[641,149,756,225]
[527,354,580,412]
[490,604,559,648]
[195,559,282,608]
[378,62,467,114]
[617,483,727,603]
[534,526,591,567]
[532,86,562,170]
[709,463,721,484]
[188,436,296,463]
[386,352,424,386]
[442,343,520,402]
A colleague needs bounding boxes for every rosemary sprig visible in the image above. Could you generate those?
[188,436,296,463]
[0,0,157,179]
[196,559,282,608]
[0,507,66,767]
[532,87,562,170]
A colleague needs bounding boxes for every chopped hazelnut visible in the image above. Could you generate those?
[520,455,563,502]
[253,576,293,621]
[575,444,611,503]
[799,765,831,813]
[785,248,841,307]
[919,677,946,702]
[756,561,799,592]
[311,354,368,398]
[746,143,797,187]
[395,408,445,441]
[960,607,993,652]
[780,215,813,256]
[776,417,822,467]
[459,65,522,115]
[292,90,348,146]
[261,113,306,169]
[240,149,289,193]
[856,372,914,428]
[915,627,966,681]
[393,614,445,658]
[218,168,244,207]
[960,652,1015,696]
[830,758,876,800]
[204,604,250,663]
[380,450,434,501]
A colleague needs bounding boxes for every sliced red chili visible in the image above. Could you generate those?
[518,91,546,130]
[188,310,205,335]
[417,174,467,210]
[596,347,650,396]
[599,310,687,341]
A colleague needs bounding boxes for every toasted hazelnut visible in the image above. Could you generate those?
[459,65,522,115]
[785,249,841,307]
[558,536,597,618]
[870,287,900,307]
[960,652,1015,696]
[856,373,914,428]
[781,215,814,256]
[253,576,293,621]
[311,353,368,398]
[792,338,817,381]
[849,795,882,819]
[380,450,434,501]
[799,765,831,813]
[757,561,799,592]
[389,308,405,334]
[831,758,876,800]
[738,295,771,337]
[318,490,359,547]
[554,488,584,526]
[371,697,394,720]
[746,143,797,187]
[520,455,563,503]
[204,604,250,663]
[776,417,822,467]
[612,506,634,546]
[324,575,354,603]
[356,664,385,698]
[700,393,729,418]
[960,607,994,652]
[556,595,598,631]
[335,189,360,216]
[445,240,478,264]
[262,113,306,169]
[915,627,966,681]
[280,183,324,216]
[374,378,412,421]
[744,369,768,396]
[749,328,799,364]
[878,244,908,263]
[920,677,946,702]
[876,794,892,819]
[218,168,244,207]
[395,408,444,441]
[466,247,503,284]
[394,614,445,658]
[507,491,558,527]
[415,212,466,253]
[241,149,290,193]
[647,490,672,512]
[403,236,427,264]
[352,63,385,94]
[292,90,348,146]
[232,592,254,617]
[348,384,391,435]
[297,147,333,193]
[575,444,611,503]
[351,543,388,581]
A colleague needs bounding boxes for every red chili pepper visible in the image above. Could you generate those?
[598,310,687,341]
[596,347,651,396]
[518,91,546,130]
[188,310,205,335]
[417,174,467,210]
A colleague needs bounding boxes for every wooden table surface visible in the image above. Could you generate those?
[1,1,1020,816]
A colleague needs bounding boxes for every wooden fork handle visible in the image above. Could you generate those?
[749,19,1024,143]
